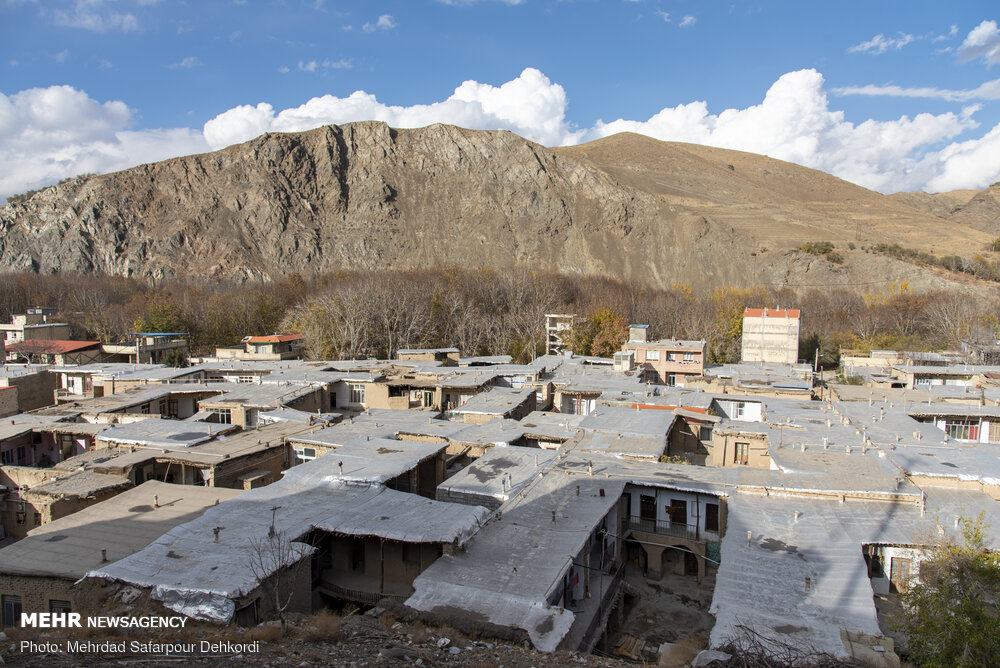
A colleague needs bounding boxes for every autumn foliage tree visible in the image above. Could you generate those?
[894,514,1000,668]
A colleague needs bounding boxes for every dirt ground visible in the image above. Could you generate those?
[603,566,717,663]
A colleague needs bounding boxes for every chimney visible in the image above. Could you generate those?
[629,325,648,343]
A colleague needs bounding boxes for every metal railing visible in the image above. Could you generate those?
[318,581,409,606]
[627,515,700,541]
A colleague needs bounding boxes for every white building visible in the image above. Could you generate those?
[741,308,800,365]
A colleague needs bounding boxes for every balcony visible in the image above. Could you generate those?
[626,515,701,541]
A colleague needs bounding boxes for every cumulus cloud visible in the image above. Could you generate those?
[202,67,577,149]
[0,85,208,199]
[958,20,1000,65]
[581,70,981,192]
[679,15,696,27]
[848,32,916,55]
[7,70,1000,200]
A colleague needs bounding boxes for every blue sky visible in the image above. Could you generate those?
[3,1,1000,198]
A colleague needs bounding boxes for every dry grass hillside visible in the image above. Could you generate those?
[557,133,993,255]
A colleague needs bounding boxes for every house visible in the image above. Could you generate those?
[620,325,706,386]
[0,309,71,345]
[740,308,800,365]
[4,340,101,366]
[396,348,459,365]
[0,481,241,621]
[82,440,487,626]
[0,471,132,540]
[101,333,188,365]
[446,386,537,424]
[0,365,58,413]
[215,334,305,361]
[89,420,311,490]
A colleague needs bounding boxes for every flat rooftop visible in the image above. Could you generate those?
[97,418,237,448]
[0,481,241,580]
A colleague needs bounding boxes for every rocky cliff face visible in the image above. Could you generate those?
[0,122,995,290]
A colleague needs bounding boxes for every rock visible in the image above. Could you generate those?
[449,647,460,655]
[436,638,450,648]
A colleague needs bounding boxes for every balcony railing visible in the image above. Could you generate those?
[627,515,700,541]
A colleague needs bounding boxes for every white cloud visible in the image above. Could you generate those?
[169,56,202,69]
[848,32,916,55]
[7,70,1000,201]
[295,58,349,73]
[51,1,139,33]
[656,10,669,22]
[679,15,696,27]
[278,66,290,74]
[52,49,70,63]
[958,20,1000,65]
[202,67,577,150]
[835,78,1000,102]
[582,70,979,193]
[363,14,395,32]
[0,85,208,199]
[933,24,959,43]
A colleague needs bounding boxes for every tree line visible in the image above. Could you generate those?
[0,270,997,364]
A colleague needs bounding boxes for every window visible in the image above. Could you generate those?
[733,402,747,420]
[705,503,719,532]
[208,408,232,424]
[943,419,980,441]
[683,352,694,362]
[293,447,317,466]
[645,349,660,361]
[350,384,365,404]
[158,399,167,415]
[2,595,21,628]
[667,353,676,361]
[16,446,26,465]
[33,513,42,526]
[1,449,13,466]
[238,376,255,384]
[49,600,72,614]
[734,442,749,465]
[139,403,150,414]
[699,426,713,442]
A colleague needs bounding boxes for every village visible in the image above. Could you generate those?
[0,306,999,666]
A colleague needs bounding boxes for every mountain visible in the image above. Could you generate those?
[0,122,996,291]
[889,185,1000,237]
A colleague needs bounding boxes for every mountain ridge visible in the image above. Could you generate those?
[1,121,996,291]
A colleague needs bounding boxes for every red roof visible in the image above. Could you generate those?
[743,308,800,318]
[6,340,100,354]
[247,334,304,344]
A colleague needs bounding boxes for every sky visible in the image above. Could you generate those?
[2,1,1000,200]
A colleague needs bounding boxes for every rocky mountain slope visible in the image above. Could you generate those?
[1,121,997,290]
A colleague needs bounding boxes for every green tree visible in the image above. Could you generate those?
[894,514,1000,667]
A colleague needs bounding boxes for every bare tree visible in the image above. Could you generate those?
[242,531,304,633]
